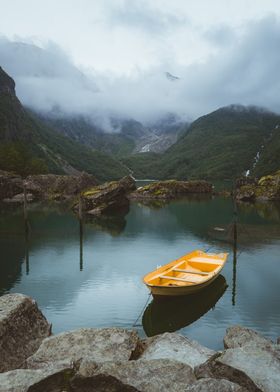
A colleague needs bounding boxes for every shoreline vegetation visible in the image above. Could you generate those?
[0,293,279,391]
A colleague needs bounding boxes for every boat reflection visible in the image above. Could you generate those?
[142,274,228,337]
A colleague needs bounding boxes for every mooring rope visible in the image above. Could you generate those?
[132,292,152,327]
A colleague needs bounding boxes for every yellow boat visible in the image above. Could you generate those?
[143,250,228,297]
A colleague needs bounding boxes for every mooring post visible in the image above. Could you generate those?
[78,194,84,271]
[23,184,30,274]
[23,184,28,222]
[78,194,83,220]
[232,180,238,306]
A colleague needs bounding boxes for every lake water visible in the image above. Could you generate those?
[0,195,279,350]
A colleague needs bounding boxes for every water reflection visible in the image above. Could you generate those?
[85,214,127,236]
[142,275,228,337]
[79,219,83,271]
[0,196,280,347]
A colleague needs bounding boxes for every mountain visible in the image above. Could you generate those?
[36,112,183,156]
[122,105,280,180]
[0,66,128,181]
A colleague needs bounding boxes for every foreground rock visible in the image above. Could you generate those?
[139,332,215,369]
[0,367,74,392]
[26,328,139,369]
[184,378,247,391]
[195,325,280,392]
[236,171,280,201]
[74,175,136,216]
[130,180,213,200]
[0,294,51,373]
[76,358,196,392]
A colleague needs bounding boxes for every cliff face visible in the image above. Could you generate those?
[0,66,16,95]
[0,66,129,180]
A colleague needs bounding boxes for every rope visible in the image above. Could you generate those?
[132,292,152,327]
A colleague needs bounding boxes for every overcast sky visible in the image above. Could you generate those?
[1,0,280,125]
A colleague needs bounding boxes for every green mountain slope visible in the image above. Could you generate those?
[122,105,280,180]
[0,66,128,181]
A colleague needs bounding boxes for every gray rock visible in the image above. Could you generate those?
[0,170,23,200]
[27,328,140,369]
[71,374,139,392]
[74,175,136,216]
[130,180,213,200]
[76,358,196,392]
[224,326,274,349]
[0,294,51,373]
[24,172,97,200]
[277,337,280,345]
[3,192,34,203]
[0,367,74,392]
[139,332,215,369]
[195,341,280,391]
[184,378,248,391]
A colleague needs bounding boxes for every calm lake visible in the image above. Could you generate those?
[0,195,279,350]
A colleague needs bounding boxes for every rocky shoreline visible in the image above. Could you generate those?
[0,293,279,391]
[235,171,280,202]
[129,180,213,200]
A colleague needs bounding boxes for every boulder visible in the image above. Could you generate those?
[75,175,136,216]
[0,367,74,392]
[26,328,140,369]
[0,294,51,373]
[130,180,213,200]
[24,172,97,200]
[195,326,280,392]
[236,171,280,201]
[3,192,34,203]
[0,170,23,200]
[71,373,139,392]
[139,332,215,369]
[184,378,248,391]
[75,358,196,392]
[235,186,255,201]
[224,326,275,350]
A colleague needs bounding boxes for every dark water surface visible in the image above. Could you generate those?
[0,196,279,350]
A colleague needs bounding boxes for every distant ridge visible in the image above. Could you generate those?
[122,105,280,180]
[0,66,128,181]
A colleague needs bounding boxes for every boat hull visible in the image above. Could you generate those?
[148,274,219,297]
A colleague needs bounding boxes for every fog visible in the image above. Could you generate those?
[1,15,280,128]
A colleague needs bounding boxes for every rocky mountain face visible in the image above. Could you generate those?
[36,111,183,156]
[0,66,129,181]
[122,105,280,180]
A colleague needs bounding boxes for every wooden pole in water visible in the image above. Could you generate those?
[78,195,83,271]
[23,184,28,222]
[232,181,238,306]
[23,184,30,274]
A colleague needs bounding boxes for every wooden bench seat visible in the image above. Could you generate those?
[189,257,224,265]
[173,268,209,275]
[159,275,203,283]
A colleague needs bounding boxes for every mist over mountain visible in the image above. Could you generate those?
[1,15,280,127]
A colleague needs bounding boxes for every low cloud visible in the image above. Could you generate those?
[1,16,280,129]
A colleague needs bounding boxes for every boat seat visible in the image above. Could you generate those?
[189,257,224,265]
[159,275,203,283]
[173,268,209,275]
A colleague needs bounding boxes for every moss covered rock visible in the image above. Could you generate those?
[236,170,280,201]
[130,180,213,200]
[74,175,136,216]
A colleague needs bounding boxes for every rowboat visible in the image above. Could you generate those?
[143,250,228,297]
[142,275,227,336]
